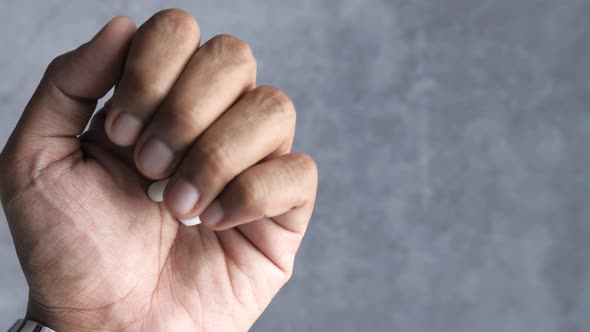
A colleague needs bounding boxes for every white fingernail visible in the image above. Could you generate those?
[179,215,201,226]
[147,178,171,202]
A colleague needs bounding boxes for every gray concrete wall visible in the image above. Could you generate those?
[2,1,590,331]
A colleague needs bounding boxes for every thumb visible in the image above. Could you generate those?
[2,16,136,173]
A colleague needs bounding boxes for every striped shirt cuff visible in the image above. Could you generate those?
[7,320,55,332]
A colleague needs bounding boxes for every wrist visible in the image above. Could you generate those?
[25,299,65,332]
[25,297,103,332]
[8,319,54,332]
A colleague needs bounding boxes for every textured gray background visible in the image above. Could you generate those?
[1,0,590,331]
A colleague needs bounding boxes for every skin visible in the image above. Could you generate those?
[0,10,317,332]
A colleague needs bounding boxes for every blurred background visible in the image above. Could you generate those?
[2,1,590,331]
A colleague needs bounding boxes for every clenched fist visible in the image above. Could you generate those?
[0,9,317,331]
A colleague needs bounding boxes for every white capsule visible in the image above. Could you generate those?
[147,178,171,202]
[179,215,202,226]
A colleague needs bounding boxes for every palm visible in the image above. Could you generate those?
[5,125,298,330]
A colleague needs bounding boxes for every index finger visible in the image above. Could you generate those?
[105,9,201,146]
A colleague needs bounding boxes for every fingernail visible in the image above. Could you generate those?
[166,179,200,215]
[138,138,175,178]
[200,200,224,226]
[179,215,201,226]
[111,112,142,146]
[147,178,171,202]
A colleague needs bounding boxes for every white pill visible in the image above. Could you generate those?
[147,178,202,226]
[179,215,202,226]
[147,178,170,202]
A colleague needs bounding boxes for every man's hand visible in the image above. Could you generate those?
[0,10,317,331]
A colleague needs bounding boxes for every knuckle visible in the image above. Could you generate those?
[46,57,60,73]
[46,53,68,75]
[254,86,296,119]
[123,68,168,98]
[152,9,200,39]
[292,153,318,182]
[233,175,266,215]
[195,143,233,183]
[296,153,318,173]
[208,34,256,70]
[165,102,199,129]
